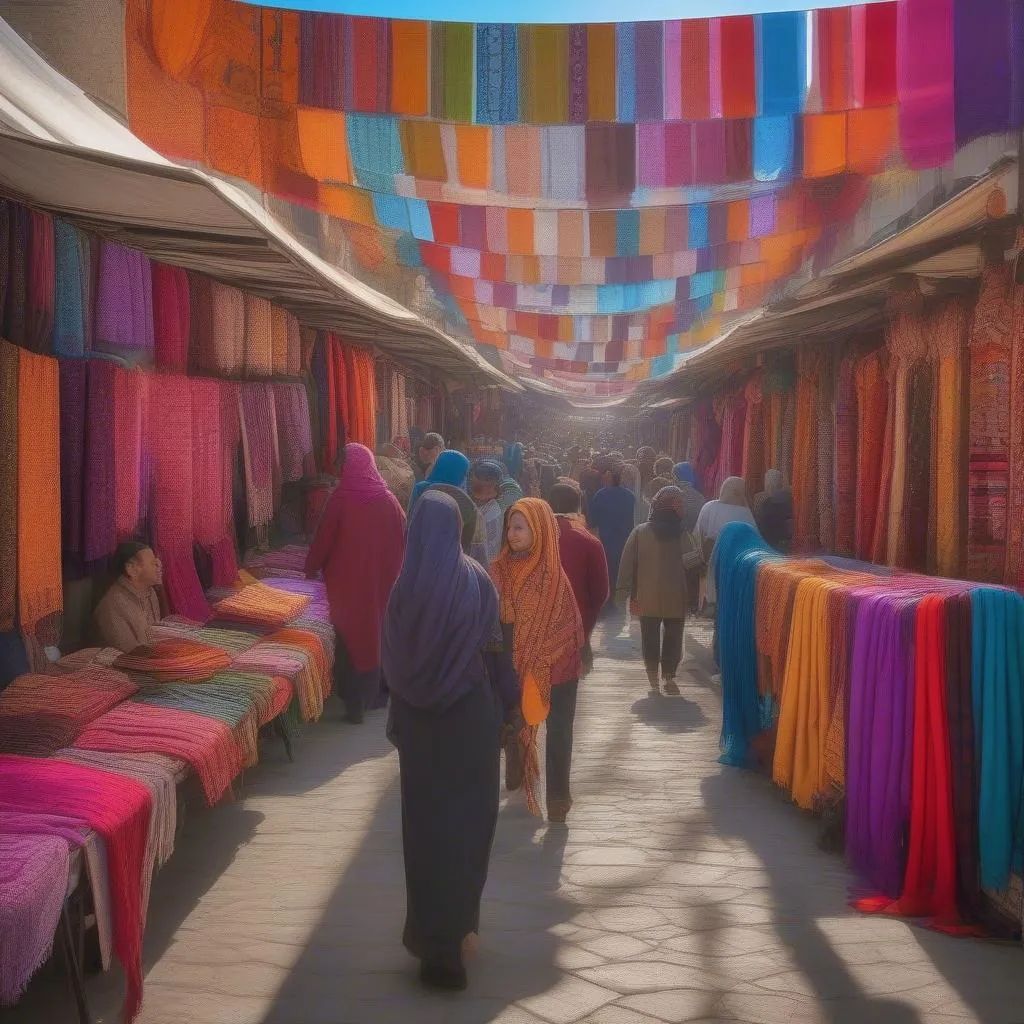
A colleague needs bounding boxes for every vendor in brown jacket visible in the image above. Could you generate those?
[615,486,702,696]
[93,541,163,653]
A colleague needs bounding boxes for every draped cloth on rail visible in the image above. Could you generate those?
[714,523,777,768]
[17,348,62,651]
[1005,267,1024,589]
[0,755,151,1024]
[150,375,211,621]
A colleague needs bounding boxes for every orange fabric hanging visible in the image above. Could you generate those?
[586,25,617,121]
[847,106,898,174]
[854,349,888,561]
[454,125,491,189]
[297,109,350,184]
[400,120,446,181]
[17,349,63,649]
[391,21,430,115]
[151,0,212,77]
[803,113,848,178]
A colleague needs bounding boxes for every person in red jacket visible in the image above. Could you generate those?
[305,443,406,724]
[548,483,609,677]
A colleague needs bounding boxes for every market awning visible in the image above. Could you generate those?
[0,19,518,390]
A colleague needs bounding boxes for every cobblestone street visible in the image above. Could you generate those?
[13,615,1024,1024]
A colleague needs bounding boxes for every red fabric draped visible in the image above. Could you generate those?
[0,755,151,1023]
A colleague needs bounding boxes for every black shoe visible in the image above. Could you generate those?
[420,961,468,991]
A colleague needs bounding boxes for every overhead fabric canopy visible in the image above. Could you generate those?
[0,18,516,388]
[120,0,1024,396]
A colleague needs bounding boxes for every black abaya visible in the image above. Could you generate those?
[392,679,502,969]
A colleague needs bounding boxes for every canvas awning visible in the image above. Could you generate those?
[0,19,518,390]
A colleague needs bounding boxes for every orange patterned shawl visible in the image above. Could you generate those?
[491,498,583,815]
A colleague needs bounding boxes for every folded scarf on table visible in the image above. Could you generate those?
[0,666,138,755]
[53,748,180,958]
[148,621,263,657]
[244,545,310,576]
[0,755,151,1022]
[0,833,71,1005]
[74,702,242,806]
[258,578,330,622]
[233,631,327,723]
[213,583,311,630]
[113,638,232,683]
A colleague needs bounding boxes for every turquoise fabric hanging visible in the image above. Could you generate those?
[52,219,86,358]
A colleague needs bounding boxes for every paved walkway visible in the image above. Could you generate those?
[15,615,1024,1024]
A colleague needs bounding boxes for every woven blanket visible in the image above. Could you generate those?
[113,638,232,683]
[0,833,70,1005]
[0,755,151,1023]
[0,667,138,756]
[213,583,311,630]
[74,702,242,806]
[149,621,262,657]
[233,627,329,723]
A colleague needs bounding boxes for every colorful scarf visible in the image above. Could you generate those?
[114,638,231,683]
[74,701,242,807]
[0,833,71,1005]
[94,240,154,356]
[273,382,314,483]
[0,755,151,1023]
[150,375,211,621]
[240,383,281,532]
[151,262,190,372]
[53,218,89,357]
[84,361,117,563]
[113,368,148,542]
[17,349,62,649]
[338,442,392,502]
[26,210,55,354]
[854,348,888,561]
[214,583,311,630]
[0,342,17,632]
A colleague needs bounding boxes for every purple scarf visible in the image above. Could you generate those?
[846,591,918,898]
[382,490,499,711]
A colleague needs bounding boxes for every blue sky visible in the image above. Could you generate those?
[253,0,881,24]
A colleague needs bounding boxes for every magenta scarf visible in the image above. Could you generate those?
[338,443,391,503]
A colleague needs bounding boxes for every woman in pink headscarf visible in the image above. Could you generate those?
[306,443,406,723]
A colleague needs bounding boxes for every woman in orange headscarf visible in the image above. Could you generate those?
[491,498,584,822]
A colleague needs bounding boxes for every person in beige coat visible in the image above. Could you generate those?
[615,486,702,695]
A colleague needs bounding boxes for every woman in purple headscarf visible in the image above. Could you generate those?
[383,490,520,992]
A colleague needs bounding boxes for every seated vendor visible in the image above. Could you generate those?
[93,541,163,653]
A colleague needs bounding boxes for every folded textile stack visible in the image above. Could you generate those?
[114,638,232,683]
[213,582,311,631]
[0,666,139,757]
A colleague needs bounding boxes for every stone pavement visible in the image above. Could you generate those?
[13,613,1024,1024]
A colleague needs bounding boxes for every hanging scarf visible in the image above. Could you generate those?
[967,266,1014,581]
[854,348,888,561]
[4,203,28,348]
[490,497,583,815]
[59,360,87,568]
[94,240,154,356]
[17,349,62,650]
[113,368,148,542]
[791,352,820,553]
[714,522,778,768]
[0,755,151,1023]
[273,382,313,483]
[151,262,190,372]
[0,342,17,632]
[26,209,55,354]
[53,218,88,357]
[834,355,858,557]
[244,294,274,377]
[150,375,211,621]
[240,383,281,532]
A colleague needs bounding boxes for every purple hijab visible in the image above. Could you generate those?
[382,490,499,711]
